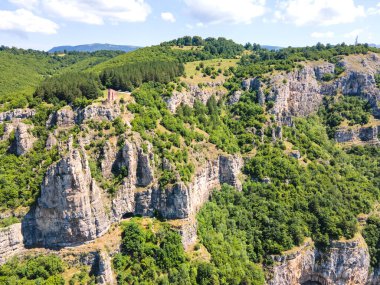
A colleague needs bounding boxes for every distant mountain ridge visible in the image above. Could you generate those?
[49,43,140,53]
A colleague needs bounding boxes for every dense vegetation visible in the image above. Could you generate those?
[100,60,184,91]
[0,255,65,284]
[198,117,379,264]
[364,215,380,268]
[113,219,264,285]
[319,95,372,138]
[0,47,121,111]
[237,43,378,78]
[0,105,59,212]
[33,72,102,106]
[161,36,245,59]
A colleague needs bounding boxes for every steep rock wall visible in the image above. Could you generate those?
[25,143,110,247]
[268,236,370,285]
[0,223,24,265]
[134,155,242,219]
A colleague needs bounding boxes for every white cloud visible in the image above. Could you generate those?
[343,28,363,39]
[311,31,334,38]
[7,0,151,25]
[161,12,176,23]
[42,0,151,24]
[368,3,380,15]
[275,0,365,26]
[184,0,266,24]
[9,0,39,9]
[0,8,58,34]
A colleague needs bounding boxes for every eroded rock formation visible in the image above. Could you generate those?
[268,236,370,285]
[26,141,109,247]
[166,82,226,112]
[9,122,36,156]
[0,108,36,123]
[0,223,24,265]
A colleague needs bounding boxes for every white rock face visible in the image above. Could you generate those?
[10,122,36,156]
[76,105,121,123]
[97,251,116,285]
[31,146,109,247]
[165,83,226,112]
[335,126,380,144]
[268,236,370,285]
[134,155,243,219]
[0,223,24,265]
[46,107,75,128]
[0,108,35,123]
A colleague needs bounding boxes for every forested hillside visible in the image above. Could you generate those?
[0,37,380,284]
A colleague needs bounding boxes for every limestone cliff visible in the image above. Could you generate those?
[25,141,109,247]
[268,236,370,285]
[9,122,36,156]
[0,108,35,123]
[166,82,226,112]
[335,125,380,144]
[135,155,242,219]
[0,223,24,265]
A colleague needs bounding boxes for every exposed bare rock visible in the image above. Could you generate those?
[227,91,242,105]
[268,236,370,285]
[0,108,36,123]
[335,126,380,144]
[135,155,243,219]
[290,150,301,159]
[168,218,198,250]
[97,251,116,285]
[0,121,17,141]
[28,145,109,247]
[46,133,58,150]
[76,105,121,123]
[219,155,243,191]
[0,223,24,265]
[100,142,117,179]
[165,83,226,112]
[269,66,323,117]
[313,62,335,80]
[9,122,36,156]
[46,107,75,128]
[136,146,154,187]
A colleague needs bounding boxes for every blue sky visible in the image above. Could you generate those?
[0,0,379,51]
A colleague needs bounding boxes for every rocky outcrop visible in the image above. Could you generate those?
[166,83,226,112]
[219,155,243,191]
[100,142,118,179]
[269,66,323,117]
[97,251,115,285]
[76,104,121,123]
[136,147,154,187]
[0,108,35,123]
[26,142,109,247]
[0,223,24,265]
[135,155,242,219]
[268,236,370,285]
[335,126,380,144]
[46,133,58,150]
[46,107,75,128]
[313,63,335,81]
[9,122,36,155]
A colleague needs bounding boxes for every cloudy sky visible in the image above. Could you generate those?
[0,0,379,50]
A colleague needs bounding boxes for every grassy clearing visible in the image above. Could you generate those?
[182,58,238,85]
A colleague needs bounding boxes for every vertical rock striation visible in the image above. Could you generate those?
[0,223,24,265]
[26,143,109,247]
